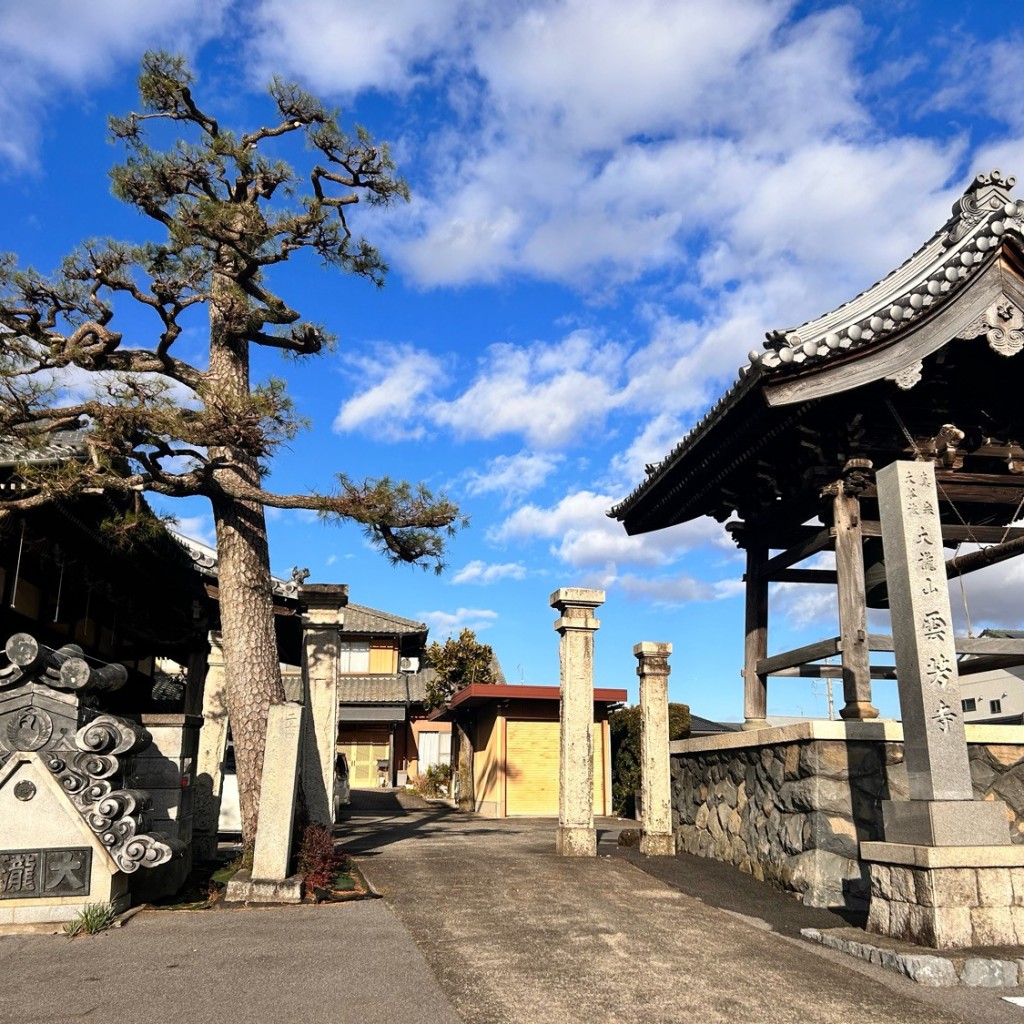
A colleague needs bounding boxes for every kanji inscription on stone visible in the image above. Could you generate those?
[0,848,91,899]
[878,461,973,801]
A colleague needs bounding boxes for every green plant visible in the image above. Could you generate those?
[413,762,453,798]
[296,823,351,891]
[423,629,495,709]
[609,703,691,818]
[63,902,117,938]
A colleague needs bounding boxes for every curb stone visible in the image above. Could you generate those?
[801,928,1019,988]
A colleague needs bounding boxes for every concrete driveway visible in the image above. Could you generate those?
[341,793,1024,1024]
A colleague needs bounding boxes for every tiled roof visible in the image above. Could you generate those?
[610,169,1024,522]
[338,670,435,704]
[0,428,89,467]
[169,528,301,600]
[342,603,427,636]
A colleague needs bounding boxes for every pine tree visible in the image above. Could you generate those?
[0,53,463,848]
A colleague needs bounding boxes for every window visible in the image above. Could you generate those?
[338,640,370,674]
[990,699,1003,715]
[961,698,977,713]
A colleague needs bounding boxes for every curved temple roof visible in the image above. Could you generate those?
[610,169,1024,526]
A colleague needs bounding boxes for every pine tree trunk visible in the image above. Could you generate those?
[208,270,285,852]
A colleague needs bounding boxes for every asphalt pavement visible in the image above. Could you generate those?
[4,792,1024,1024]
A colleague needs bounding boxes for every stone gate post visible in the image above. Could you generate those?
[551,587,604,857]
[300,584,347,825]
[635,642,674,856]
[193,632,227,860]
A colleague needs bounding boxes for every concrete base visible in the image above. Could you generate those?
[556,825,597,857]
[224,868,304,904]
[640,832,675,857]
[882,799,1010,847]
[862,841,1024,949]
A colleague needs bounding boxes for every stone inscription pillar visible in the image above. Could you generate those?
[300,584,346,826]
[635,642,674,856]
[877,460,1007,844]
[551,587,604,857]
[226,702,305,903]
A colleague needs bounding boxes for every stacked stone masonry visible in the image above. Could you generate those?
[867,862,1024,948]
[671,727,1024,909]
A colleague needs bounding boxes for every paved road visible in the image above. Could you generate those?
[4,793,1024,1024]
[0,895,459,1024]
[340,795,1024,1024]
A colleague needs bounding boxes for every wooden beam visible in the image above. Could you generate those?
[756,637,842,676]
[957,655,1024,677]
[761,527,833,576]
[946,534,1024,579]
[767,664,898,680]
[867,633,1024,656]
[762,569,837,585]
[860,522,1024,544]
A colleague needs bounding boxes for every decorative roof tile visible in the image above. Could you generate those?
[610,170,1024,522]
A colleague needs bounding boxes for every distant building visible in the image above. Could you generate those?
[959,630,1024,725]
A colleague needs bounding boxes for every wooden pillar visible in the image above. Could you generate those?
[834,461,879,720]
[742,543,769,729]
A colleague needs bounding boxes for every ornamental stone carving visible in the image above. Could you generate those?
[0,632,180,874]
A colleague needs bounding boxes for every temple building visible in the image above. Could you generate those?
[611,169,1024,729]
[609,171,1024,947]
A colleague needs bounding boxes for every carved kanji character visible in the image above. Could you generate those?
[926,653,954,688]
[922,610,948,641]
[932,701,957,732]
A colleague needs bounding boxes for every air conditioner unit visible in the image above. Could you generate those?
[399,656,420,674]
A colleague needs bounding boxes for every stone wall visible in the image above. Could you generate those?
[671,722,1024,909]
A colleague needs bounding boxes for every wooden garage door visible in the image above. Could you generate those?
[338,728,390,788]
[505,720,605,816]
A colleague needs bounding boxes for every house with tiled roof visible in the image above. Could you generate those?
[334,602,453,788]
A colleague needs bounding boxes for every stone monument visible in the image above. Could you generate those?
[635,642,674,856]
[0,632,180,924]
[551,587,604,857]
[225,701,305,903]
[862,462,1024,948]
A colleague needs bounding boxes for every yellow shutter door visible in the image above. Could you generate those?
[338,729,390,788]
[505,720,606,817]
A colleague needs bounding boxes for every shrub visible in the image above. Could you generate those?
[411,762,453,798]
[609,703,690,818]
[296,823,350,891]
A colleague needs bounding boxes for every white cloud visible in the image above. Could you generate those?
[418,607,499,637]
[451,560,526,585]
[333,344,445,440]
[432,331,626,447]
[249,0,473,96]
[335,330,628,448]
[464,450,564,500]
[173,513,216,547]
[617,573,743,606]
[491,489,728,570]
[0,0,227,169]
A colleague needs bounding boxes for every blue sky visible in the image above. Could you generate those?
[3,0,1023,721]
